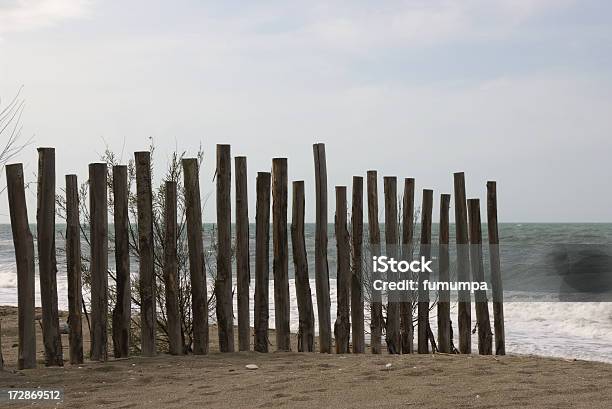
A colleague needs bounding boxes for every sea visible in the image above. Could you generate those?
[1,223,611,363]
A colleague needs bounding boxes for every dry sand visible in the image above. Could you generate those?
[1,305,611,408]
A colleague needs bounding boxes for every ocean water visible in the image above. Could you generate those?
[0,223,611,363]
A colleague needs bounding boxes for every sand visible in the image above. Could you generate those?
[1,306,611,408]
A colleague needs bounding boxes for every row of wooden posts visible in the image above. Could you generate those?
[3,143,505,370]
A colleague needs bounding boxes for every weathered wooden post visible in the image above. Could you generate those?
[164,181,182,355]
[437,193,452,353]
[351,176,365,353]
[454,172,471,354]
[487,181,506,355]
[135,152,156,357]
[291,181,315,352]
[112,165,130,358]
[468,199,493,355]
[182,158,208,354]
[37,148,63,366]
[216,144,234,352]
[66,174,84,364]
[367,170,382,354]
[401,177,415,354]
[313,143,332,353]
[384,176,400,354]
[235,156,251,351]
[89,162,108,361]
[334,186,351,353]
[418,189,433,354]
[6,164,37,369]
[254,172,271,352]
[272,158,291,351]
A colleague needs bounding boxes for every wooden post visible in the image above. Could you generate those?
[216,144,234,352]
[235,156,250,351]
[487,181,506,355]
[468,199,493,355]
[401,178,415,354]
[313,143,331,353]
[418,189,433,354]
[351,176,365,353]
[272,158,290,351]
[366,170,382,354]
[182,158,208,355]
[454,172,471,354]
[37,148,63,366]
[437,193,452,353]
[89,163,108,361]
[384,176,400,354]
[334,186,351,353]
[164,181,182,355]
[254,172,271,352]
[6,164,37,369]
[291,181,315,352]
[135,152,156,357]
[112,165,130,358]
[66,175,84,364]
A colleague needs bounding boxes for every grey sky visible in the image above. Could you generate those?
[1,0,611,223]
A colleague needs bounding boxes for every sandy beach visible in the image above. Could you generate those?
[0,306,611,408]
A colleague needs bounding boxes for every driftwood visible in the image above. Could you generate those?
[272,158,291,351]
[454,172,472,354]
[164,181,183,355]
[182,158,208,354]
[216,144,234,352]
[235,156,251,351]
[418,189,433,354]
[291,181,315,352]
[468,199,493,355]
[135,152,156,357]
[6,164,37,369]
[400,177,415,354]
[437,193,452,353]
[384,176,400,354]
[112,165,130,358]
[66,174,84,364]
[254,172,271,352]
[366,170,382,354]
[313,143,331,353]
[334,186,351,353]
[487,181,506,355]
[351,176,365,353]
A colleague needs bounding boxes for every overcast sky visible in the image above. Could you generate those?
[1,0,611,223]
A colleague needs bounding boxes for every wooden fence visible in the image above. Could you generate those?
[3,143,506,368]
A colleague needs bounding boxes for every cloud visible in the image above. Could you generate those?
[0,0,93,34]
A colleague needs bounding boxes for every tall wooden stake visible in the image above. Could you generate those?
[401,177,415,354]
[164,181,182,355]
[272,158,290,351]
[291,181,315,352]
[334,186,351,353]
[216,144,234,352]
[487,181,506,355]
[418,189,433,354]
[454,172,471,354]
[468,199,493,355]
[37,148,63,366]
[351,176,365,353]
[6,164,37,369]
[313,143,331,353]
[66,174,84,364]
[254,172,271,352]
[235,156,250,351]
[367,170,382,354]
[89,163,108,361]
[135,152,156,357]
[182,158,208,354]
[112,165,130,358]
[437,193,452,353]
[384,176,400,354]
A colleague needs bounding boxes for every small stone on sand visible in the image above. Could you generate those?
[246,364,259,370]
